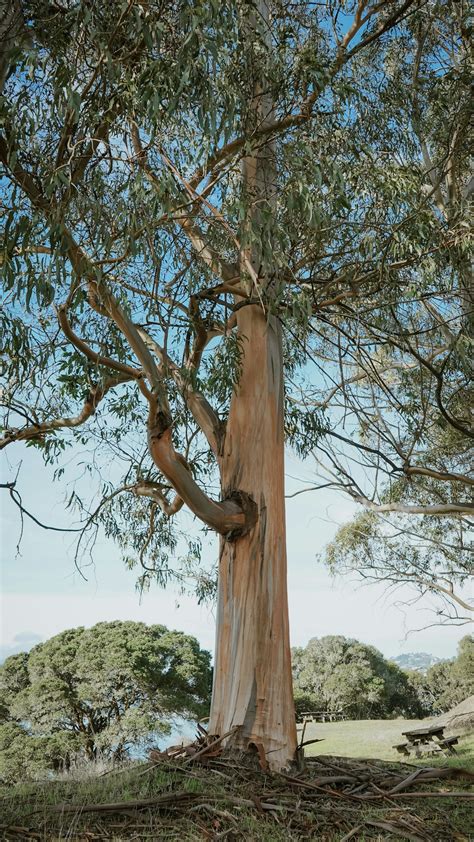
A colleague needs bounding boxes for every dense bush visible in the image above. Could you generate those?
[409,636,474,715]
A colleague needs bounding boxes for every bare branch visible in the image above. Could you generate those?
[344,490,474,517]
[402,573,473,614]
[132,479,184,517]
[404,465,474,487]
[1,480,83,533]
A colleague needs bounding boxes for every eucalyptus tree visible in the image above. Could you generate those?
[0,0,471,769]
[302,20,474,625]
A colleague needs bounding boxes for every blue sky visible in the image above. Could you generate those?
[1,440,470,665]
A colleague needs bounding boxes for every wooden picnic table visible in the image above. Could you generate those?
[393,724,458,758]
[299,710,346,724]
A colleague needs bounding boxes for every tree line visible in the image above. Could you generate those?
[1,622,472,783]
[292,634,473,721]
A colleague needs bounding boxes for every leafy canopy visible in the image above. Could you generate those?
[0,620,211,779]
[292,635,423,719]
[414,634,474,714]
[0,1,472,609]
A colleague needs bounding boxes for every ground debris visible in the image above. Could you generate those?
[2,753,472,841]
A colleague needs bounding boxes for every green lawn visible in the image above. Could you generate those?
[301,718,474,769]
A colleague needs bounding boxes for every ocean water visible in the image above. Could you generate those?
[130,717,198,759]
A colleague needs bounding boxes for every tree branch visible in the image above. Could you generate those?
[0,374,132,450]
[57,304,144,380]
[404,466,474,487]
[147,420,252,537]
[346,490,474,517]
[130,123,238,285]
[132,479,184,517]
[137,326,223,456]
[0,127,171,410]
[403,574,473,613]
[1,480,84,533]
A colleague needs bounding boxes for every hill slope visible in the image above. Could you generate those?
[390,652,442,672]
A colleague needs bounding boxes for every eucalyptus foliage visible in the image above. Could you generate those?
[324,507,472,624]
[0,1,472,611]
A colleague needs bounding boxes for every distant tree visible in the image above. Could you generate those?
[0,723,80,784]
[0,621,211,779]
[292,636,421,719]
[416,635,474,714]
[454,635,474,696]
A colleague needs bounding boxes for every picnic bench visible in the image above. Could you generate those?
[393,724,458,758]
[298,710,346,724]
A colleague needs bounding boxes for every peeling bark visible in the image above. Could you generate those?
[207,0,297,770]
[209,305,297,770]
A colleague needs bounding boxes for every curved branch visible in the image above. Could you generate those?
[132,479,184,517]
[0,374,131,450]
[404,574,473,613]
[404,466,474,487]
[1,480,83,533]
[147,417,253,537]
[137,327,223,456]
[57,304,144,380]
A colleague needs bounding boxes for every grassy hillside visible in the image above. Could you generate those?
[302,718,422,761]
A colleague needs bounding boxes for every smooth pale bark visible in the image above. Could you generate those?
[208,304,297,770]
[207,0,297,770]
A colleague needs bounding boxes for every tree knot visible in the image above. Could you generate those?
[223,489,258,541]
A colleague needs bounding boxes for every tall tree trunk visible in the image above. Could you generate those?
[208,1,296,771]
[208,305,297,770]
[0,0,27,94]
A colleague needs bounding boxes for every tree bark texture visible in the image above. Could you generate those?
[208,305,297,770]
[208,1,297,770]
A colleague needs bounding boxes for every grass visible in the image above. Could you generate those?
[301,718,474,769]
[0,765,293,841]
[1,721,472,840]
